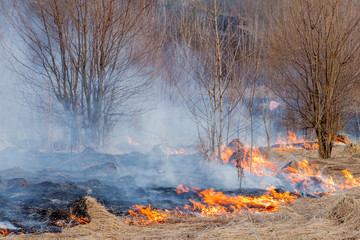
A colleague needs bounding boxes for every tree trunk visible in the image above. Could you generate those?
[249,109,254,174]
[316,125,332,159]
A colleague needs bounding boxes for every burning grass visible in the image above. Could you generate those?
[1,227,10,236]
[124,141,360,227]
[124,159,360,227]
[272,130,347,151]
[0,227,24,237]
[7,188,360,240]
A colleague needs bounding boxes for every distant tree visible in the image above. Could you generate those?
[8,0,155,148]
[267,0,360,158]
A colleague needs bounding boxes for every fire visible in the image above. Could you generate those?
[220,146,237,163]
[126,188,298,225]
[126,136,140,146]
[275,131,318,151]
[279,159,337,195]
[54,220,65,228]
[219,140,277,176]
[168,148,186,155]
[221,145,277,176]
[341,170,360,189]
[1,227,10,236]
[124,134,357,227]
[126,204,167,225]
[220,139,242,164]
[274,131,347,151]
[231,146,278,176]
[71,215,90,225]
[176,184,190,194]
[334,136,348,144]
[126,164,360,226]
[279,159,360,196]
[184,188,297,216]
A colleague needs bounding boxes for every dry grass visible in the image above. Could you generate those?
[345,142,360,156]
[7,146,360,240]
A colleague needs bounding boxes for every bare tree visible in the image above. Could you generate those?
[8,0,155,148]
[158,0,254,161]
[267,0,360,158]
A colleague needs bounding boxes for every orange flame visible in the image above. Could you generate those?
[334,136,347,144]
[280,159,337,195]
[220,143,277,176]
[125,133,357,227]
[184,188,297,216]
[0,227,10,236]
[232,147,278,176]
[54,220,65,228]
[275,131,318,151]
[126,204,167,225]
[176,184,190,194]
[126,137,139,146]
[71,215,90,225]
[126,164,360,225]
[341,170,360,189]
[168,148,186,155]
[275,131,347,151]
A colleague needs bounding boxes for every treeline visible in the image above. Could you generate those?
[4,0,360,159]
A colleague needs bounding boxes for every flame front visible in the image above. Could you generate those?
[274,131,347,151]
[168,148,186,155]
[126,136,140,146]
[275,131,318,151]
[125,134,356,226]
[184,188,297,216]
[231,146,278,176]
[126,205,167,225]
[0,227,9,236]
[279,159,337,195]
[341,170,360,189]
[71,215,90,225]
[176,184,190,194]
[220,143,277,176]
[126,166,360,225]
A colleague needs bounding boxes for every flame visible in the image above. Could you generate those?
[126,204,167,225]
[126,136,140,146]
[219,139,242,164]
[0,227,10,236]
[334,136,347,144]
[274,131,347,151]
[232,146,278,176]
[275,131,318,151]
[126,164,360,225]
[71,215,90,225]
[184,188,297,216]
[176,184,190,194]
[279,159,337,195]
[54,220,65,228]
[125,134,357,227]
[220,143,277,176]
[341,170,360,189]
[168,148,186,155]
[220,145,237,163]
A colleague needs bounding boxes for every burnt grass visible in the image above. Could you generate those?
[0,147,222,234]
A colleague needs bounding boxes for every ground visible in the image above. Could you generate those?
[6,146,360,240]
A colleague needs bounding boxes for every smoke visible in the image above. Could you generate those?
[110,97,199,154]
